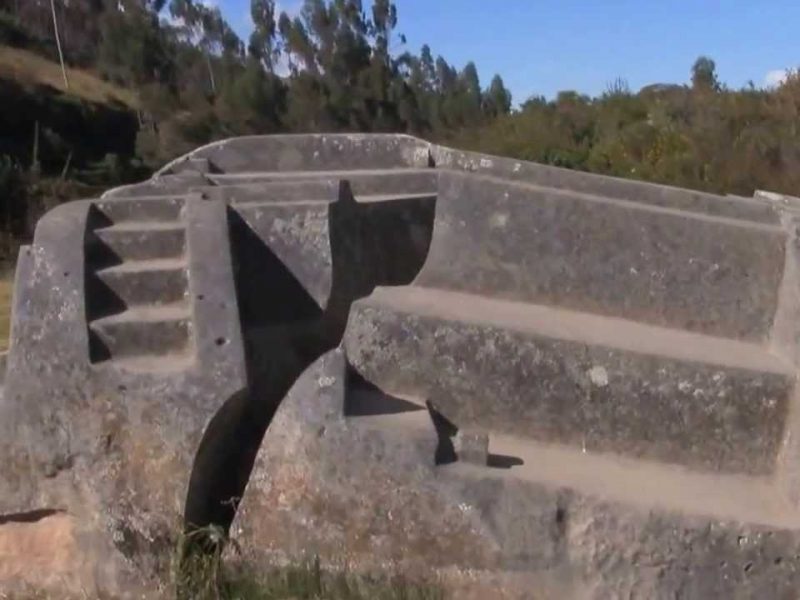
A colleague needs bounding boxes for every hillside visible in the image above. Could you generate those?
[0,44,140,178]
[0,45,137,108]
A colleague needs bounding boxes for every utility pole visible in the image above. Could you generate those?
[50,0,70,90]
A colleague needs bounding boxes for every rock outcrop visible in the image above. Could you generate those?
[2,134,800,598]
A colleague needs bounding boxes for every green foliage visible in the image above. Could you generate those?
[0,12,43,50]
[222,563,445,600]
[0,154,25,236]
[692,55,720,92]
[453,57,800,197]
[2,0,513,168]
[179,558,445,600]
[6,0,800,223]
[173,526,444,600]
[97,2,173,87]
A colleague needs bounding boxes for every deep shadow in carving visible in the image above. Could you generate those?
[87,329,112,362]
[85,275,128,320]
[487,454,524,469]
[227,209,323,326]
[84,204,127,363]
[426,400,458,465]
[184,208,327,538]
[345,367,426,417]
[0,508,64,525]
[424,399,524,469]
[183,180,437,546]
[357,195,436,286]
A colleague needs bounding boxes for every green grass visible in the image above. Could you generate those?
[178,560,445,600]
[175,528,445,600]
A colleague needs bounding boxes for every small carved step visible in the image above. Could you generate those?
[95,258,188,306]
[211,168,438,202]
[354,192,437,204]
[94,197,186,223]
[91,222,185,261]
[89,303,191,359]
[104,354,195,373]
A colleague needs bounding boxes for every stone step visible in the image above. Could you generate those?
[101,172,210,198]
[208,168,438,204]
[213,181,337,204]
[94,197,185,223]
[232,193,437,210]
[344,286,795,476]
[432,146,782,224]
[164,134,430,173]
[457,431,798,527]
[91,221,186,261]
[95,258,188,306]
[102,354,195,374]
[232,198,332,209]
[355,192,437,204]
[346,405,799,528]
[441,462,800,597]
[418,171,786,341]
[89,303,192,359]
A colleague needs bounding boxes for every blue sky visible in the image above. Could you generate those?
[218,0,800,103]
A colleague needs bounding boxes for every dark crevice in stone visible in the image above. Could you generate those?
[183,206,327,539]
[486,454,525,469]
[84,204,128,363]
[86,203,114,229]
[426,399,523,469]
[85,273,128,319]
[344,367,425,417]
[182,178,437,545]
[0,508,64,525]
[427,401,458,466]
[88,328,111,362]
[227,209,323,327]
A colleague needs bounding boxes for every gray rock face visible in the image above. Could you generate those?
[420,172,785,340]
[344,288,793,475]
[2,133,800,597]
[236,349,800,599]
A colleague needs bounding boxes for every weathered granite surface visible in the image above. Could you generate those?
[344,287,794,475]
[419,171,786,341]
[235,349,800,599]
[3,134,800,598]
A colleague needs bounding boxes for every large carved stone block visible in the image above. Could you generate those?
[3,134,800,598]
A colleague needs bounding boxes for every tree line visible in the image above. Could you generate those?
[0,0,512,167]
[451,58,800,197]
[2,0,800,250]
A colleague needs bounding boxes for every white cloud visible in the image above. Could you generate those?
[765,69,789,88]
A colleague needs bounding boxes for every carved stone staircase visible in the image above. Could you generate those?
[85,196,193,371]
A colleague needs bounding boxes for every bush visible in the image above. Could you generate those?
[0,154,25,233]
[0,12,56,58]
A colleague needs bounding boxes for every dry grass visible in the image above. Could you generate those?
[0,276,12,352]
[0,46,138,108]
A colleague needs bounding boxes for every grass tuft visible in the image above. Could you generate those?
[173,526,445,600]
